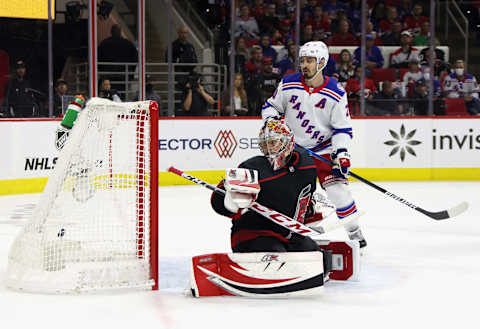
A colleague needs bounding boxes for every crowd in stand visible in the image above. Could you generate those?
[200,0,480,116]
[1,0,480,117]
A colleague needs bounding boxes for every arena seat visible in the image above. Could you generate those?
[444,98,468,115]
[398,68,409,81]
[0,50,10,102]
[371,68,396,85]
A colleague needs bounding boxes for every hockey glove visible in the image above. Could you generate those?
[224,168,261,213]
[305,192,336,228]
[331,148,351,179]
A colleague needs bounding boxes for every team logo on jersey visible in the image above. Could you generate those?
[294,185,312,223]
[214,130,238,158]
[384,124,422,162]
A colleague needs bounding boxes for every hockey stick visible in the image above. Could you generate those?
[298,145,469,220]
[168,166,361,237]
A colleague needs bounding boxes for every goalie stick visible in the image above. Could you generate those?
[298,144,468,220]
[167,166,361,238]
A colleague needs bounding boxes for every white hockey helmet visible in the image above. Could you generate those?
[299,41,329,73]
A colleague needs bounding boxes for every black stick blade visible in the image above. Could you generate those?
[418,202,469,220]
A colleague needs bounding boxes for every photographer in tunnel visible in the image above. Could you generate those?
[180,71,215,116]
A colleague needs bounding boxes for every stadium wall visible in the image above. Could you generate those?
[0,117,479,195]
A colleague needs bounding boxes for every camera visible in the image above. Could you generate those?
[182,72,201,90]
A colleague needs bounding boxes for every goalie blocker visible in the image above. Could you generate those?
[190,240,360,298]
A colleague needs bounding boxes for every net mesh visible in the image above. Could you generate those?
[6,98,157,293]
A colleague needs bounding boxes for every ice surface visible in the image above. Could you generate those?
[1,182,479,328]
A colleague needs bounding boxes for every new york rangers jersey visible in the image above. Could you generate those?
[261,72,352,156]
[443,73,480,99]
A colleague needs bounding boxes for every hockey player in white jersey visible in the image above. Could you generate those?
[261,41,367,248]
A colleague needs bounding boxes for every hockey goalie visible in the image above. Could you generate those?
[188,120,361,298]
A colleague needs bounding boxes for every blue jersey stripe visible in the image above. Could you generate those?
[318,91,340,102]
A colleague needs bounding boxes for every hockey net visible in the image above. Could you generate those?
[6,98,159,293]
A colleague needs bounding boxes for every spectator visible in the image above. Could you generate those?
[300,24,314,44]
[330,19,358,46]
[233,37,249,75]
[251,0,266,19]
[346,0,362,30]
[390,31,420,68]
[99,78,122,102]
[323,55,339,79]
[181,72,215,116]
[234,4,260,44]
[371,81,404,116]
[443,60,480,115]
[258,3,279,34]
[278,18,293,43]
[255,58,281,112]
[275,36,294,64]
[167,26,198,75]
[336,49,355,83]
[53,78,68,117]
[306,6,331,34]
[259,34,277,64]
[244,45,264,81]
[2,60,37,117]
[98,24,138,96]
[419,39,445,62]
[330,10,351,35]
[345,65,377,100]
[402,59,423,86]
[413,21,430,46]
[410,79,445,115]
[381,20,403,45]
[371,1,387,26]
[379,6,399,35]
[301,0,318,20]
[364,21,382,45]
[221,73,249,116]
[145,82,162,106]
[353,34,384,70]
[271,28,284,46]
[323,0,345,20]
[277,43,296,77]
[275,0,289,19]
[404,3,429,34]
[397,0,413,21]
[419,48,450,80]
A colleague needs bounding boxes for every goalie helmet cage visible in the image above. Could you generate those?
[6,98,159,293]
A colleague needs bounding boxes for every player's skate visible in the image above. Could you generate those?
[347,226,367,250]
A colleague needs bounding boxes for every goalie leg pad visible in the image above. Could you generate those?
[317,240,361,281]
[190,252,325,298]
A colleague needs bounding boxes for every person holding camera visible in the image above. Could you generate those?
[181,72,215,116]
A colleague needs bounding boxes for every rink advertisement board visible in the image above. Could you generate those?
[0,117,479,194]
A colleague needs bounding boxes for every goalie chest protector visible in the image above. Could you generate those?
[212,147,318,238]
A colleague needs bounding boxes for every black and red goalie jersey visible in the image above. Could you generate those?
[211,146,318,251]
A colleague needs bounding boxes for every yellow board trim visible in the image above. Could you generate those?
[1,168,479,196]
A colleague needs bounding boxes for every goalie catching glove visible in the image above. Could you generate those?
[304,192,336,229]
[331,148,351,179]
[224,168,261,213]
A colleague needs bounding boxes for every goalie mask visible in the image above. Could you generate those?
[259,120,294,170]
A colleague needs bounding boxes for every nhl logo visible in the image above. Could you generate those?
[55,127,70,150]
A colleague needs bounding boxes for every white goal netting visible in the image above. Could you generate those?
[6,98,158,293]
